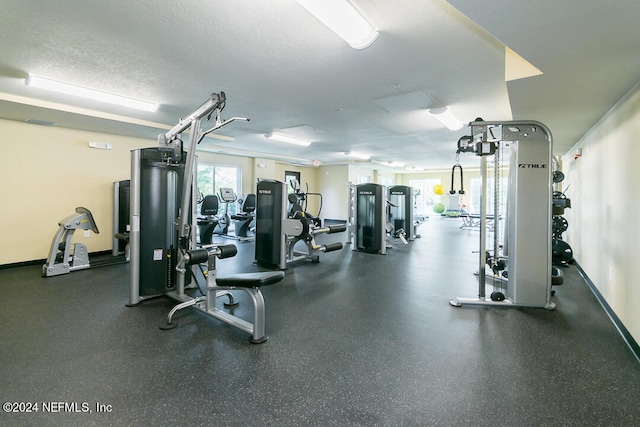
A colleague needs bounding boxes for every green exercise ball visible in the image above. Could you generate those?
[433,203,445,214]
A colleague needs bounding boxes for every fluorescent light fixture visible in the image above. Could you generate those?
[296,0,378,49]
[265,132,312,147]
[345,151,370,160]
[25,74,159,113]
[428,107,464,131]
[388,161,405,168]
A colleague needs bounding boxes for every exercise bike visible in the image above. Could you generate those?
[197,188,237,244]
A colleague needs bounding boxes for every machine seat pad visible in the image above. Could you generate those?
[216,271,285,288]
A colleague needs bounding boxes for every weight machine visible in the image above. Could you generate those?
[255,179,345,269]
[113,179,131,257]
[127,92,284,343]
[347,183,388,254]
[388,185,416,242]
[450,120,555,310]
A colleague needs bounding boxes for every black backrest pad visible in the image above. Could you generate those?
[201,195,219,215]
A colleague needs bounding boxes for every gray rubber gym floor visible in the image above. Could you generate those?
[1,218,639,426]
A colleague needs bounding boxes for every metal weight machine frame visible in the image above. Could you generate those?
[129,92,248,303]
[126,93,285,342]
[388,185,416,242]
[255,179,344,270]
[450,120,555,310]
[347,183,388,255]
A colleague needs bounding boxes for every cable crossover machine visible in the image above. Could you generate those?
[450,119,556,310]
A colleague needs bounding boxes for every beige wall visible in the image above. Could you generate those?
[0,121,414,265]
[561,81,640,345]
[0,120,330,264]
[2,119,152,264]
[252,157,277,190]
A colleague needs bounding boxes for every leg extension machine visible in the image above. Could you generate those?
[255,179,345,269]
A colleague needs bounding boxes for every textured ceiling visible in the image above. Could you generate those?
[0,0,639,170]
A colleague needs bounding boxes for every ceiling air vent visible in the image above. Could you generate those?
[25,119,56,126]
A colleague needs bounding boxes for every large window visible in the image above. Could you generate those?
[408,178,441,217]
[197,163,241,214]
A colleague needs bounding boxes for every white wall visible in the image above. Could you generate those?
[562,80,640,345]
[317,165,349,220]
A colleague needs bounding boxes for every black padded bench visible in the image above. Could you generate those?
[211,271,285,343]
[161,245,285,343]
[217,271,284,288]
